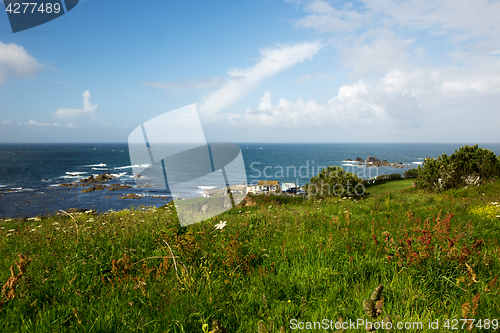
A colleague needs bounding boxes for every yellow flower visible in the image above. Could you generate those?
[287,300,291,303]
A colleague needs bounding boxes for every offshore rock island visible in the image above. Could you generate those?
[345,156,410,168]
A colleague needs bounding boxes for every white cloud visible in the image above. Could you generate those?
[364,0,500,41]
[53,90,97,119]
[2,120,11,125]
[144,76,225,93]
[340,30,415,77]
[293,1,368,33]
[227,85,396,130]
[0,40,42,85]
[24,120,60,127]
[198,41,323,114]
[299,72,335,83]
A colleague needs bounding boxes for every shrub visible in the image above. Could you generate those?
[304,165,365,197]
[403,168,418,178]
[416,145,500,191]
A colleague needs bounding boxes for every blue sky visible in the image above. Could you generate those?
[1,0,500,143]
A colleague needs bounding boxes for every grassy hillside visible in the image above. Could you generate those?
[1,180,499,332]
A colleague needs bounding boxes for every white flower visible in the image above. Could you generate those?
[214,221,227,230]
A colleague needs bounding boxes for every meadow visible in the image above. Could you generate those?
[1,179,499,332]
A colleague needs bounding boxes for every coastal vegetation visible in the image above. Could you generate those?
[416,145,500,191]
[1,173,500,331]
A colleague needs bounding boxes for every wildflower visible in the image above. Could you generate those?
[55,227,60,230]
[38,225,42,228]
[52,222,59,225]
[287,300,291,303]
[30,229,36,232]
[214,221,227,230]
[86,219,94,223]
[8,229,15,232]
[6,233,12,237]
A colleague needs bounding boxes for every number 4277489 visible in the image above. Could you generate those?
[5,2,61,14]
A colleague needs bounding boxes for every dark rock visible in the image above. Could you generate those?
[79,173,114,186]
[62,208,96,214]
[81,184,106,193]
[366,156,381,163]
[118,193,142,199]
[355,157,365,162]
[346,159,353,161]
[107,184,131,191]
[59,183,79,187]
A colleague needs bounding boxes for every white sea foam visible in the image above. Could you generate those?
[9,188,34,192]
[66,171,87,175]
[92,168,109,170]
[111,172,128,178]
[86,163,107,167]
[0,185,7,188]
[413,162,423,164]
[114,164,151,170]
[197,186,216,189]
[62,175,85,179]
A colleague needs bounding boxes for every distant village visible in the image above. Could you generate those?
[202,181,303,198]
[202,155,412,198]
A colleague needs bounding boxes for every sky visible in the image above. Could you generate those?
[1,0,500,143]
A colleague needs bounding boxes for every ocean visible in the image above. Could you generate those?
[1,143,499,218]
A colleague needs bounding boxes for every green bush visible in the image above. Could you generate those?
[304,165,364,197]
[403,168,419,178]
[416,145,500,191]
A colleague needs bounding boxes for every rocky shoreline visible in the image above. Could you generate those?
[346,156,411,168]
[55,173,139,198]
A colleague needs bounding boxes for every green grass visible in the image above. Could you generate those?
[1,180,500,332]
[367,178,415,196]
